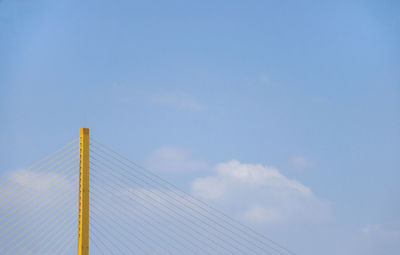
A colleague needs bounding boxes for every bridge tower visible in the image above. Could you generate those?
[78,128,89,255]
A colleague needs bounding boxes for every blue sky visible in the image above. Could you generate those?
[1,0,399,254]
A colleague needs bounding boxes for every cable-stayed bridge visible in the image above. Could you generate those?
[0,128,295,255]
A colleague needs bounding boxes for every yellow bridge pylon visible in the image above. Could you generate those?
[78,128,89,255]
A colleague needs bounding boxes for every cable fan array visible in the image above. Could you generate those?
[0,137,296,255]
[89,138,295,255]
[0,139,79,255]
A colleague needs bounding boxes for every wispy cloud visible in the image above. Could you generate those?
[108,85,207,112]
[290,155,312,169]
[362,224,400,241]
[146,146,208,172]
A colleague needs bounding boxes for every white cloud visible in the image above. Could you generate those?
[191,176,225,200]
[191,160,331,225]
[146,146,208,172]
[244,205,283,223]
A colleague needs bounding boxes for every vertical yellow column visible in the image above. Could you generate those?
[78,128,89,255]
